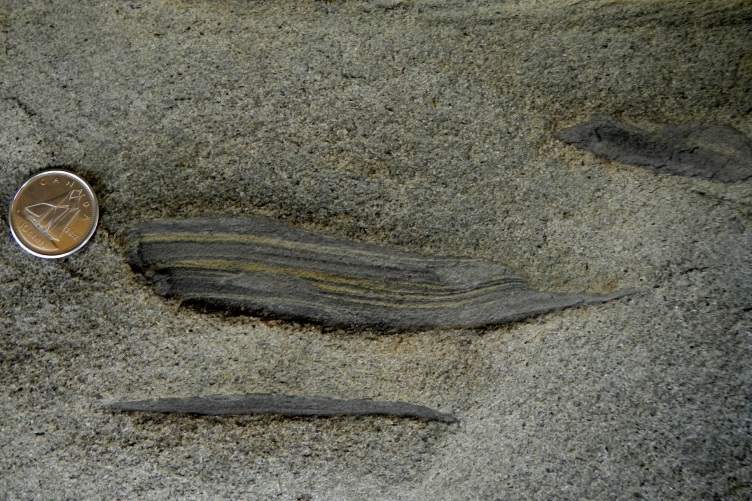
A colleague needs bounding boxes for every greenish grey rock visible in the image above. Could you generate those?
[1,0,750,499]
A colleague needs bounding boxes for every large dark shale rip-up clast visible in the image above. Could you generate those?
[127,217,631,329]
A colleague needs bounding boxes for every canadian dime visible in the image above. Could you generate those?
[8,170,99,258]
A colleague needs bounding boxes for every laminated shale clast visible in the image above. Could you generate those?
[126,217,631,330]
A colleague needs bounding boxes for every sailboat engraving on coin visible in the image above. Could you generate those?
[24,188,84,241]
[8,170,99,258]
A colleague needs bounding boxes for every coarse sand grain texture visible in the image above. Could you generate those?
[1,1,750,499]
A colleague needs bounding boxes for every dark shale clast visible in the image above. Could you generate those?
[108,393,458,423]
[126,217,631,329]
[556,116,752,182]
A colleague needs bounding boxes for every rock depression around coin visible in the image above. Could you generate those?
[126,217,631,329]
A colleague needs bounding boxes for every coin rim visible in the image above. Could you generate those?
[8,170,100,259]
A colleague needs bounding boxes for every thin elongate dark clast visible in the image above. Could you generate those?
[556,116,752,182]
[107,393,458,423]
[127,217,631,329]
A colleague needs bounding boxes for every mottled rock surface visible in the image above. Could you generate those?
[1,0,750,499]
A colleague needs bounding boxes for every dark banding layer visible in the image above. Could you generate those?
[556,116,752,182]
[127,217,631,329]
[107,393,458,423]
